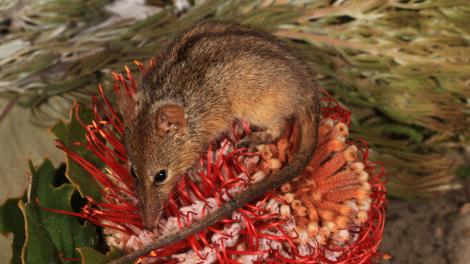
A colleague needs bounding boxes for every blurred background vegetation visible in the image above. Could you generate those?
[0,0,469,259]
[0,0,470,260]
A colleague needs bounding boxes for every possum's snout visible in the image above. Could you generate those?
[142,201,162,230]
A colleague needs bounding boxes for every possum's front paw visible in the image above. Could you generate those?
[236,131,274,149]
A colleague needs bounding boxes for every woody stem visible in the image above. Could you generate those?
[109,152,309,264]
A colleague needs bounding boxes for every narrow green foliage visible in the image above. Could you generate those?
[456,165,470,179]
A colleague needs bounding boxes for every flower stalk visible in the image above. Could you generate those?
[51,61,386,263]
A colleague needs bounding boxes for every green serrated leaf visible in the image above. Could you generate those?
[19,200,60,264]
[51,106,103,202]
[0,196,26,264]
[20,159,98,263]
[77,247,127,264]
[77,247,108,264]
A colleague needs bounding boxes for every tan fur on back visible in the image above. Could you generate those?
[124,21,320,229]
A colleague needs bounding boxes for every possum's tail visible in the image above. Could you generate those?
[273,103,320,186]
[108,96,321,264]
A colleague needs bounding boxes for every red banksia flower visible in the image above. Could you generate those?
[53,60,386,263]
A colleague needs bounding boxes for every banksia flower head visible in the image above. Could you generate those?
[53,60,386,263]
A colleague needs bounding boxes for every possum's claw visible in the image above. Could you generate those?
[236,131,274,149]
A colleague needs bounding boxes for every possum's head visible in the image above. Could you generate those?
[119,95,197,230]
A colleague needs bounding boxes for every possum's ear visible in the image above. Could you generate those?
[156,104,185,136]
[116,92,139,125]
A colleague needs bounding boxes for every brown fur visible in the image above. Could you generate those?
[121,21,320,230]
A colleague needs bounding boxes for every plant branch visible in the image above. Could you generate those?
[109,148,311,264]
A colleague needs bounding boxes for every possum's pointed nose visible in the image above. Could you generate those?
[142,203,162,230]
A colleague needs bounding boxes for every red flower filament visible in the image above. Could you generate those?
[52,60,386,263]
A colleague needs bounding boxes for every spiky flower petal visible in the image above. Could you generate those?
[53,61,386,263]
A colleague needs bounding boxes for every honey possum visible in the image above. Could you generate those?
[118,21,320,230]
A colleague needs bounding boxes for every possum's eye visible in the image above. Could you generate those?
[154,170,167,185]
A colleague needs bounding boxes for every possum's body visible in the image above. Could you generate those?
[121,21,320,230]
